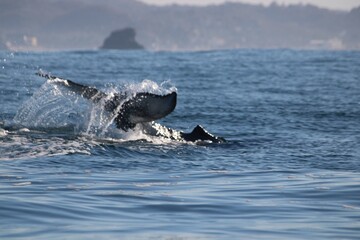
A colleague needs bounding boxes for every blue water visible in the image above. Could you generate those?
[1,49,360,239]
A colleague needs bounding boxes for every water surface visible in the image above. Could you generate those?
[1,49,360,239]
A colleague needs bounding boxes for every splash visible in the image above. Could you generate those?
[0,128,7,137]
[13,80,90,131]
[13,78,177,142]
[123,79,177,96]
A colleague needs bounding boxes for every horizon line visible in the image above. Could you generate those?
[138,0,360,11]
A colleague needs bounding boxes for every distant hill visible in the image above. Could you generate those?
[0,0,359,51]
[100,28,144,50]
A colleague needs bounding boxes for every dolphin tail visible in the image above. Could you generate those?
[36,71,106,102]
[180,125,225,143]
[36,71,177,131]
[115,92,177,131]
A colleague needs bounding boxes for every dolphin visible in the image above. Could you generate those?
[37,72,176,131]
[36,72,225,143]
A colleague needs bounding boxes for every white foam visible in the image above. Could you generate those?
[0,134,92,161]
[0,128,7,136]
[122,79,177,96]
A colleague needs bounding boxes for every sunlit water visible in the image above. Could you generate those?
[1,49,360,239]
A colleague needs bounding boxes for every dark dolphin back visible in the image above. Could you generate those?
[180,125,226,143]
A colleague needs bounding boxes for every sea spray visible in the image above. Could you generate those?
[13,78,177,142]
[13,80,89,131]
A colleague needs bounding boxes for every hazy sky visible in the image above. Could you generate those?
[140,0,360,10]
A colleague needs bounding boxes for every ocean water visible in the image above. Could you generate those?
[0,49,360,239]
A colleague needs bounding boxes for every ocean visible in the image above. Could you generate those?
[0,49,359,239]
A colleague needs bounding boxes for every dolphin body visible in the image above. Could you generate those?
[36,72,225,143]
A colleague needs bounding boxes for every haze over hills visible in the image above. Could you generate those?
[0,0,359,51]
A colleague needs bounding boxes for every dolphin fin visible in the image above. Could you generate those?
[36,72,106,102]
[180,125,225,143]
